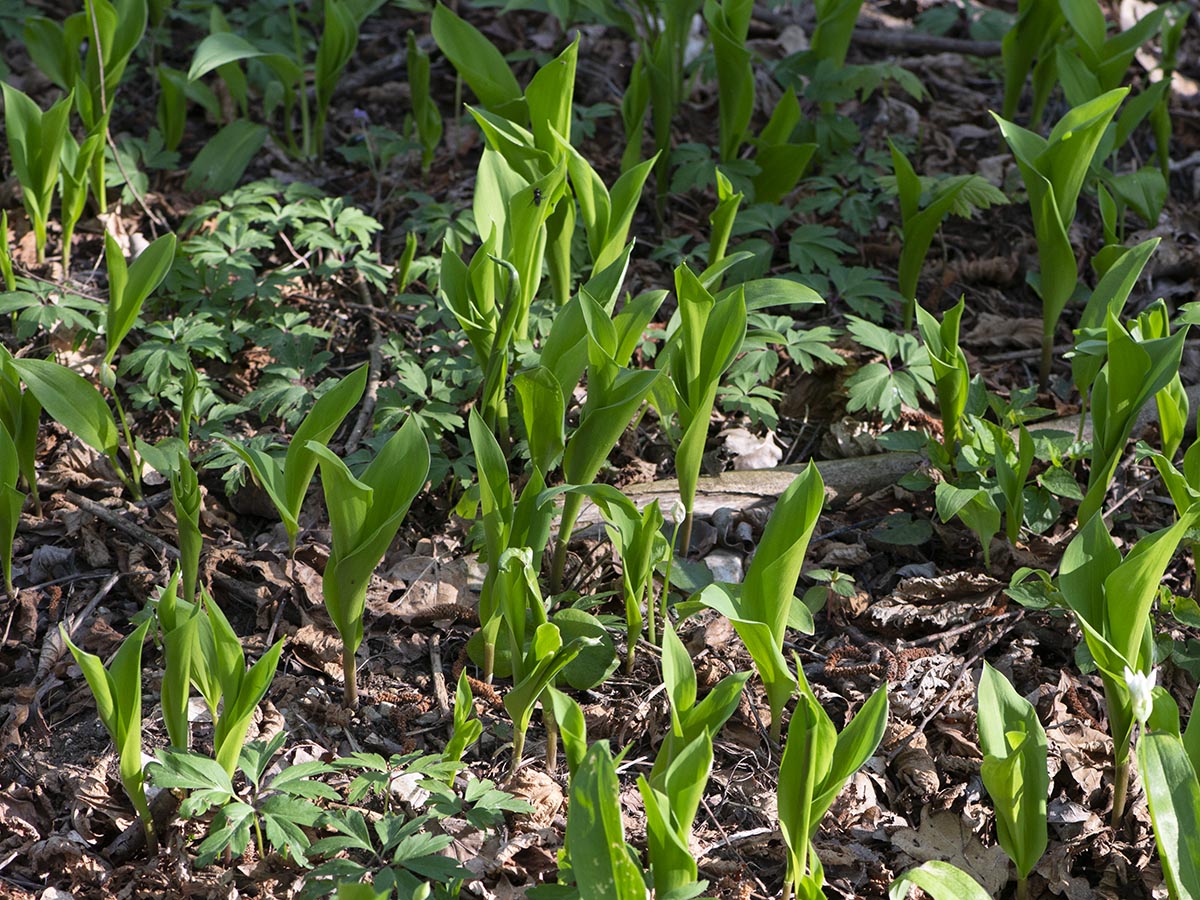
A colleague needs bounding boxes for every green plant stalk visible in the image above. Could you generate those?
[310,417,428,708]
[654,515,685,647]
[288,0,312,157]
[1112,754,1130,829]
[342,641,359,709]
[84,1,110,214]
[550,491,583,594]
[0,423,23,598]
[108,377,142,500]
[1103,673,1133,827]
[544,703,558,773]
[0,211,13,291]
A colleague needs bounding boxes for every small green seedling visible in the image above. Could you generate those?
[193,588,285,776]
[25,0,147,210]
[0,348,40,515]
[153,568,195,751]
[481,546,610,774]
[442,670,483,783]
[101,230,177,496]
[0,210,15,290]
[171,372,203,606]
[638,621,748,897]
[697,462,824,741]
[549,293,663,590]
[310,416,429,707]
[705,0,753,164]
[657,620,750,777]
[603,495,669,666]
[1071,239,1160,424]
[10,356,136,496]
[1133,300,1189,462]
[406,30,442,174]
[935,482,1001,571]
[188,0,379,159]
[779,661,888,900]
[468,409,554,683]
[61,618,157,853]
[503,620,593,777]
[170,458,200,607]
[220,363,367,555]
[993,423,1035,546]
[1078,305,1187,524]
[707,169,743,275]
[59,132,103,273]
[993,88,1128,388]
[1057,511,1199,824]
[560,741,650,900]
[638,731,711,898]
[103,232,177,370]
[668,263,747,554]
[890,144,1005,329]
[545,685,588,778]
[915,296,970,462]
[977,663,1048,900]
[560,138,657,277]
[1,84,72,264]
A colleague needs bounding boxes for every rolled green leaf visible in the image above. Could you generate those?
[566,742,648,900]
[310,416,429,706]
[977,662,1048,881]
[61,618,157,852]
[1139,731,1200,900]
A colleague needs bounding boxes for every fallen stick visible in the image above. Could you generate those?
[570,381,1200,528]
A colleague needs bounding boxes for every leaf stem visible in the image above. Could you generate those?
[510,726,526,780]
[342,642,358,708]
[544,704,558,773]
[1039,332,1052,392]
[550,492,584,593]
[1111,755,1130,828]
[109,383,142,500]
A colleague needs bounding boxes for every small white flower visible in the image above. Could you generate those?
[1124,666,1156,726]
[671,498,686,525]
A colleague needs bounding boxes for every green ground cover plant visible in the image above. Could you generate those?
[7,2,1200,898]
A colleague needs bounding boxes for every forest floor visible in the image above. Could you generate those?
[4,1,1200,899]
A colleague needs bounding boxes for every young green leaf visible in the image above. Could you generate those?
[431,3,523,119]
[220,363,367,554]
[2,84,73,263]
[889,861,993,900]
[10,358,125,478]
[566,742,648,900]
[993,88,1128,387]
[0,422,25,597]
[310,415,429,706]
[104,232,177,367]
[61,618,157,853]
[697,462,824,740]
[1139,730,1200,900]
[977,663,1048,883]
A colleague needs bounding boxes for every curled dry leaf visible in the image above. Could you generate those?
[723,427,783,471]
[504,769,563,831]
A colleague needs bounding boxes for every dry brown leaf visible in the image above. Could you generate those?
[505,770,563,832]
[888,810,1010,897]
[963,312,1042,348]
